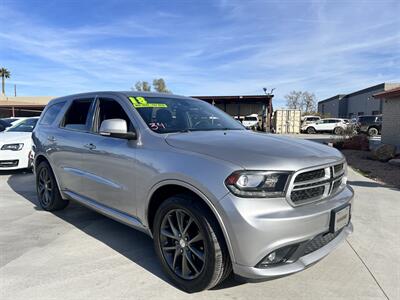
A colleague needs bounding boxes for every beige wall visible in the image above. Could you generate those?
[0,96,54,105]
[381,97,400,147]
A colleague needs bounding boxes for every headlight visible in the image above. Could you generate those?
[225,171,291,198]
[1,143,24,151]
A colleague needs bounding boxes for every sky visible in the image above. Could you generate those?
[0,0,399,107]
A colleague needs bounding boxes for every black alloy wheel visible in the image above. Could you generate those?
[36,161,69,211]
[153,195,231,292]
[159,209,205,280]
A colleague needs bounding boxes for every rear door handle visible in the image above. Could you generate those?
[47,136,56,142]
[83,143,96,150]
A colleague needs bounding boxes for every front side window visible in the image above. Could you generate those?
[94,98,134,132]
[129,96,245,133]
[7,118,38,132]
[40,102,66,126]
[61,99,93,131]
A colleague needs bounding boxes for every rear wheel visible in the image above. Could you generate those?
[153,195,231,292]
[36,161,69,211]
[307,127,316,134]
[368,127,379,136]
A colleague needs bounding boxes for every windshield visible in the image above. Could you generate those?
[129,96,245,133]
[7,118,38,132]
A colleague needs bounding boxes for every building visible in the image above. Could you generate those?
[0,96,54,118]
[318,83,400,118]
[373,87,400,147]
[0,94,274,131]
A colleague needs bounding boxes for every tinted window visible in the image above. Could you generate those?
[359,116,375,123]
[244,116,257,121]
[130,96,244,133]
[7,118,38,132]
[62,99,93,131]
[40,102,66,126]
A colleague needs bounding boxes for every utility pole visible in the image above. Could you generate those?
[14,84,16,97]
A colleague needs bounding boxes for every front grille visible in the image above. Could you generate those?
[288,162,345,205]
[291,186,325,202]
[331,180,341,194]
[304,230,342,255]
[0,160,19,168]
[294,169,325,183]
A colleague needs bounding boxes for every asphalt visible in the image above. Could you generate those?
[0,168,398,300]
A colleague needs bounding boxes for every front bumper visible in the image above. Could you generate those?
[0,147,31,170]
[218,185,354,279]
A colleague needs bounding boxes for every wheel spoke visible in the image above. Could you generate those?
[162,246,176,252]
[182,217,193,235]
[167,215,179,237]
[188,245,205,261]
[160,229,178,240]
[188,232,203,244]
[172,248,181,269]
[181,252,190,278]
[185,251,199,275]
[176,210,184,233]
[38,185,45,194]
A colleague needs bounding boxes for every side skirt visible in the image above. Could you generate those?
[63,190,151,236]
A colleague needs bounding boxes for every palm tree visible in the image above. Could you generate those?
[0,67,11,96]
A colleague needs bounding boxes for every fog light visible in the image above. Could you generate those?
[256,245,298,268]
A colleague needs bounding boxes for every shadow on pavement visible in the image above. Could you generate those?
[348,180,399,191]
[6,171,243,292]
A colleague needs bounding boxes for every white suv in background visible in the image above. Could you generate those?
[302,118,347,134]
[242,114,259,129]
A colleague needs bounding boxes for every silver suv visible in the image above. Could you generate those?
[32,92,353,292]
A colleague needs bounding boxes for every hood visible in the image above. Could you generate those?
[165,131,343,170]
[0,132,33,145]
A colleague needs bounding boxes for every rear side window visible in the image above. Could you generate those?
[40,102,66,126]
[62,99,93,131]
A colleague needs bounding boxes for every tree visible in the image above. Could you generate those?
[301,91,317,113]
[152,78,171,93]
[134,81,151,92]
[285,91,303,110]
[0,67,11,96]
[132,78,172,93]
[285,90,317,113]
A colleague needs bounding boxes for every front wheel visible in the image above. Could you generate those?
[153,195,231,292]
[307,127,316,134]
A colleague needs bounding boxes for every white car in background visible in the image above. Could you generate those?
[301,115,321,125]
[0,117,39,170]
[301,118,347,135]
[242,114,259,129]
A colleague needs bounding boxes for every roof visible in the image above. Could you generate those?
[318,94,346,104]
[373,87,400,99]
[193,95,273,101]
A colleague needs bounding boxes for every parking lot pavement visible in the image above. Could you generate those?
[0,169,398,300]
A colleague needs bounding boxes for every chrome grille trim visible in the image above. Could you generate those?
[286,160,346,206]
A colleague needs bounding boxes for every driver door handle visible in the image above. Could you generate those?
[83,143,96,150]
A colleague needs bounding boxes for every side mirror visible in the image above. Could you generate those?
[99,119,137,140]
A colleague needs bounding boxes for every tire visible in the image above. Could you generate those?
[36,161,69,211]
[153,195,231,292]
[307,127,316,134]
[368,127,379,136]
[334,127,344,135]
